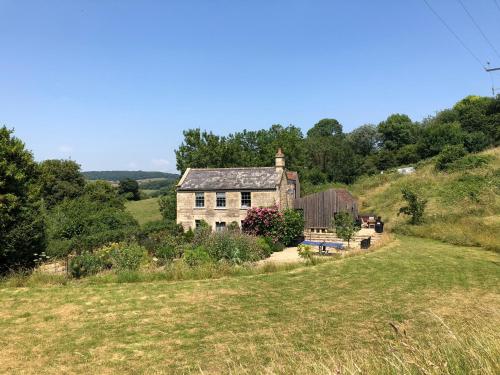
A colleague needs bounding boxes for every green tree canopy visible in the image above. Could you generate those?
[0,126,46,272]
[378,114,419,151]
[39,159,86,209]
[118,178,140,201]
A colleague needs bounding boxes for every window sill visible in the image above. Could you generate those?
[194,207,205,210]
[215,207,227,210]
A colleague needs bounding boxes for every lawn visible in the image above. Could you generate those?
[1,236,499,374]
[125,197,162,225]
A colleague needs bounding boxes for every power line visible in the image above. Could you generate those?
[456,0,500,60]
[422,0,485,68]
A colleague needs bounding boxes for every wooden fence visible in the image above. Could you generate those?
[294,188,358,229]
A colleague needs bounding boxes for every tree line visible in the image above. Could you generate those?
[175,95,499,188]
[83,171,179,181]
[1,94,499,273]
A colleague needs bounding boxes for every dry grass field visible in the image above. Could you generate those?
[125,197,162,225]
[1,236,499,374]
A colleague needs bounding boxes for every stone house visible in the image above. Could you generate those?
[176,149,300,231]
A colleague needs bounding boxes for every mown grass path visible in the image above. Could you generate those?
[1,236,499,374]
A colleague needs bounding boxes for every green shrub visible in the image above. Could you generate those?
[154,243,178,265]
[281,209,305,246]
[227,221,240,231]
[263,237,285,252]
[242,206,304,246]
[184,246,212,266]
[139,220,183,238]
[47,197,139,257]
[448,154,492,171]
[255,237,273,257]
[202,231,269,263]
[297,244,314,261]
[69,252,103,278]
[398,187,427,225]
[111,244,146,271]
[435,144,467,171]
[183,228,195,242]
[192,220,211,245]
[332,211,357,247]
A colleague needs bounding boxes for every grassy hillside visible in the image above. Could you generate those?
[1,236,498,374]
[344,147,500,251]
[125,197,162,225]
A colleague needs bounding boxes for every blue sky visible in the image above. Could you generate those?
[1,0,499,173]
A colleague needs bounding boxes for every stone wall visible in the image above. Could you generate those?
[177,190,278,231]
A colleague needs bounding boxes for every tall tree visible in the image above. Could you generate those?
[378,114,419,151]
[0,127,46,272]
[118,178,140,201]
[347,124,380,156]
[39,159,86,209]
[306,119,344,174]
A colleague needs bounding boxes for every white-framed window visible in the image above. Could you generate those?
[216,192,226,208]
[215,222,226,232]
[195,192,204,208]
[241,192,251,208]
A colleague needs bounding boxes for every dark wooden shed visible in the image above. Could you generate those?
[293,188,358,229]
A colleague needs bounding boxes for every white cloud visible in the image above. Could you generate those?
[128,161,138,169]
[151,158,170,169]
[58,145,73,153]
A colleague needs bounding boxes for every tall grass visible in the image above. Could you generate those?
[0,259,313,287]
[226,312,500,374]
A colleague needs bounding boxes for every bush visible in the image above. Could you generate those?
[154,243,178,265]
[464,131,490,152]
[0,127,47,274]
[94,242,122,269]
[202,231,270,263]
[192,220,211,245]
[297,244,314,261]
[241,206,284,242]
[332,211,358,247]
[227,221,240,231]
[263,236,285,253]
[111,244,146,271]
[398,187,427,225]
[184,246,212,266]
[69,252,103,278]
[435,145,467,171]
[137,220,184,251]
[242,207,304,246]
[281,209,305,246]
[46,197,139,257]
[139,220,184,238]
[255,237,273,257]
[448,154,492,171]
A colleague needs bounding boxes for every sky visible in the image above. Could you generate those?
[1,0,499,173]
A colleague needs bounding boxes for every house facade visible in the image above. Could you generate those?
[176,149,299,231]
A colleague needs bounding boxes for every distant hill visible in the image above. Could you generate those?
[83,171,179,181]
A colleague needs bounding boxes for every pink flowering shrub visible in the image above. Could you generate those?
[242,206,305,246]
[241,206,284,242]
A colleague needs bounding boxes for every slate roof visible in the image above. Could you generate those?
[177,167,280,191]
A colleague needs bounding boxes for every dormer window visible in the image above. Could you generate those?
[241,192,251,208]
[195,192,204,208]
[216,192,226,208]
